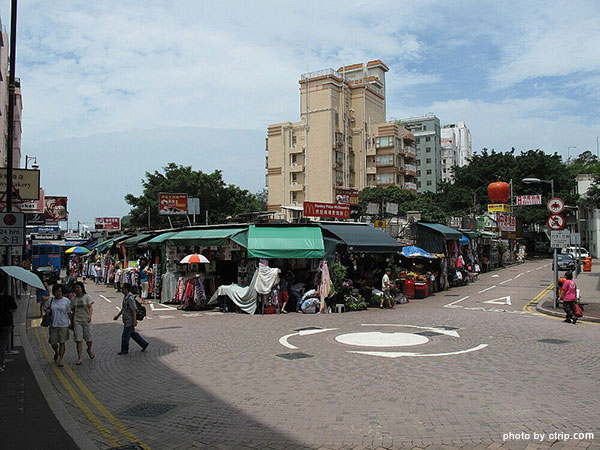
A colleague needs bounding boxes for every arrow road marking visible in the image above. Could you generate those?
[483,296,512,305]
[348,344,488,358]
[279,328,338,349]
[443,296,470,308]
[361,324,461,338]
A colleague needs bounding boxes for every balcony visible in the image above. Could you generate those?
[366,147,377,156]
[403,146,417,158]
[405,182,417,191]
[289,183,304,192]
[290,146,305,154]
[405,164,416,175]
[289,164,304,173]
[366,166,377,174]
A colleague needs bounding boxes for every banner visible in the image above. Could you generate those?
[334,188,359,206]
[488,203,510,213]
[496,213,516,232]
[95,217,121,230]
[0,168,41,200]
[304,201,350,219]
[385,202,398,215]
[159,193,188,215]
[44,196,68,222]
[516,195,542,206]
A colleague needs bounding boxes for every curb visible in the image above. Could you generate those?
[18,291,99,450]
[535,300,600,323]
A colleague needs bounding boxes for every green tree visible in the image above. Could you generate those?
[125,163,264,228]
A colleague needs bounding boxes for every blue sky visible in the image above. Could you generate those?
[1,0,599,228]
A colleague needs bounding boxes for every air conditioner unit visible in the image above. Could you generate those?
[291,182,297,186]
[291,163,297,168]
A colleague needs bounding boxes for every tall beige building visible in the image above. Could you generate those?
[266,60,416,214]
[0,17,23,168]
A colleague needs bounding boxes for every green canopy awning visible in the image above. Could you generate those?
[168,228,246,246]
[319,223,401,253]
[480,231,497,239]
[121,234,153,248]
[96,235,128,253]
[417,223,463,239]
[145,231,178,246]
[245,225,324,259]
[465,231,478,239]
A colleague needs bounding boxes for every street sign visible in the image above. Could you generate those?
[547,214,566,230]
[374,219,387,229]
[550,230,570,248]
[516,195,542,206]
[547,197,565,214]
[0,212,25,247]
[570,232,581,245]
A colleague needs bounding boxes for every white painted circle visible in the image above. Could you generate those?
[335,332,429,347]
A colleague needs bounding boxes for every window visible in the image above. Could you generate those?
[426,147,431,153]
[416,138,420,144]
[423,125,427,130]
[426,137,431,142]
[417,170,421,176]
[335,112,339,127]
[291,135,297,146]
[376,154,394,166]
[417,181,422,188]
[375,136,394,148]
[427,180,432,186]
[426,158,432,164]
[426,169,432,175]
[291,173,297,182]
[291,192,297,202]
[376,173,394,184]
[415,160,421,166]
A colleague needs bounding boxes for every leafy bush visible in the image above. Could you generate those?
[345,293,367,311]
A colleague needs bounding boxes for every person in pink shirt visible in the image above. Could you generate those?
[561,271,578,324]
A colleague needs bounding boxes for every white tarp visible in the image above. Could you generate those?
[255,264,280,294]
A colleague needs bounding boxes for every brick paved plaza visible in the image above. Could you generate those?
[21,259,600,450]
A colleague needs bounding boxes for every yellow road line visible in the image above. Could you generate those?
[32,324,121,447]
[523,284,554,314]
[30,295,151,449]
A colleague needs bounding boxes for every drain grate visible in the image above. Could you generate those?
[276,352,314,360]
[120,403,176,418]
[155,326,183,330]
[444,294,460,297]
[437,326,459,330]
[538,339,570,344]
[111,445,144,450]
[294,326,322,332]
[415,331,443,337]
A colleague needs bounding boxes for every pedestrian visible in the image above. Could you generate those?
[113,283,148,355]
[63,270,76,300]
[561,271,579,324]
[71,282,95,365]
[0,274,18,374]
[45,284,71,367]
[94,263,102,285]
[35,274,50,317]
[279,271,291,314]
[139,265,150,299]
[380,268,393,309]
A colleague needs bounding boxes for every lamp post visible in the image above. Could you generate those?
[522,177,558,308]
[596,137,599,158]
[567,146,576,161]
[25,155,38,169]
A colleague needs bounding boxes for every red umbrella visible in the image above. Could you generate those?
[179,253,210,264]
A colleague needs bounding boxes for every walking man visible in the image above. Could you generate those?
[113,283,148,355]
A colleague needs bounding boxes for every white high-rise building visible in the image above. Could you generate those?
[441,135,457,183]
[442,121,471,168]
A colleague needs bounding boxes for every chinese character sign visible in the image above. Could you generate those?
[304,201,350,219]
[159,193,188,215]
[44,196,68,221]
[516,195,542,206]
[496,213,516,232]
[334,188,359,206]
[95,217,121,230]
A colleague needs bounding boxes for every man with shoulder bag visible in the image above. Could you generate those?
[113,283,148,355]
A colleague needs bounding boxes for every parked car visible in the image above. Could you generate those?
[553,254,576,272]
[36,265,59,285]
[561,246,590,259]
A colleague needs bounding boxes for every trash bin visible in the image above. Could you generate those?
[583,257,592,272]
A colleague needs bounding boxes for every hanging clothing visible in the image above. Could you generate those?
[318,261,331,312]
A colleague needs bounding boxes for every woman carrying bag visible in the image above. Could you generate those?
[44,284,71,366]
[561,271,581,324]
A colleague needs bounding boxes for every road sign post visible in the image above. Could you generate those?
[547,197,565,309]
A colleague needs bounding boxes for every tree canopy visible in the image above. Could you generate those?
[125,163,264,228]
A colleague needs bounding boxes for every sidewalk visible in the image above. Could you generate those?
[0,293,82,450]
[536,261,600,322]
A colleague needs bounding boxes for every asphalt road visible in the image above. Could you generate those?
[23,259,600,450]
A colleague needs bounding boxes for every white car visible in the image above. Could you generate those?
[560,247,590,259]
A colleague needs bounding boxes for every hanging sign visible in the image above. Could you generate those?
[550,230,570,248]
[496,213,516,232]
[303,201,350,219]
[385,202,398,215]
[366,203,380,215]
[334,188,359,206]
[516,195,542,206]
[0,169,41,200]
[95,217,121,230]
[44,196,68,221]
[547,214,565,230]
[547,197,564,214]
[374,219,387,229]
[159,193,188,215]
[487,204,510,213]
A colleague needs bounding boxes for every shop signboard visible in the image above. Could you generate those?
[334,188,359,206]
[496,213,516,232]
[516,194,542,206]
[159,193,188,215]
[26,213,46,225]
[0,168,41,200]
[303,201,350,219]
[34,226,60,233]
[44,196,68,222]
[487,203,511,213]
[95,217,121,230]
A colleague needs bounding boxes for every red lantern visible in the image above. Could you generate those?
[488,182,510,204]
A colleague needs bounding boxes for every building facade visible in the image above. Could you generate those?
[266,61,416,214]
[401,114,442,193]
[0,17,23,168]
[442,121,471,168]
[441,135,457,183]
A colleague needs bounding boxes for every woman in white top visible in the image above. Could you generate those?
[45,284,71,367]
[71,281,95,365]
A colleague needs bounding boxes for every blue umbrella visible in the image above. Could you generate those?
[1,266,45,290]
[401,246,435,259]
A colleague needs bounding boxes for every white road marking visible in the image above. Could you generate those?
[182,313,202,317]
[515,273,524,279]
[150,303,177,311]
[115,306,121,310]
[535,266,543,271]
[158,315,175,319]
[464,306,528,315]
[279,328,338,349]
[99,295,112,303]
[443,296,470,308]
[478,286,496,294]
[491,275,500,278]
[499,278,513,285]
[483,296,512,305]
[335,331,429,347]
[526,270,533,273]
[361,324,461,338]
[348,344,488,358]
[205,312,224,315]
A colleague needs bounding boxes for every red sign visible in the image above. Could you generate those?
[95,217,121,230]
[159,193,188,215]
[334,188,359,206]
[304,201,350,219]
[515,194,542,206]
[496,213,516,232]
[44,196,68,222]
[547,214,565,230]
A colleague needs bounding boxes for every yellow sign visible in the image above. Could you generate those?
[0,168,41,200]
[487,203,511,213]
[374,219,387,229]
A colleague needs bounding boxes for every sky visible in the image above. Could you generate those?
[1,0,599,228]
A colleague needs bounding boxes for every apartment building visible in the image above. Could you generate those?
[400,114,442,193]
[0,17,22,168]
[442,121,472,167]
[441,135,457,183]
[266,60,416,214]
